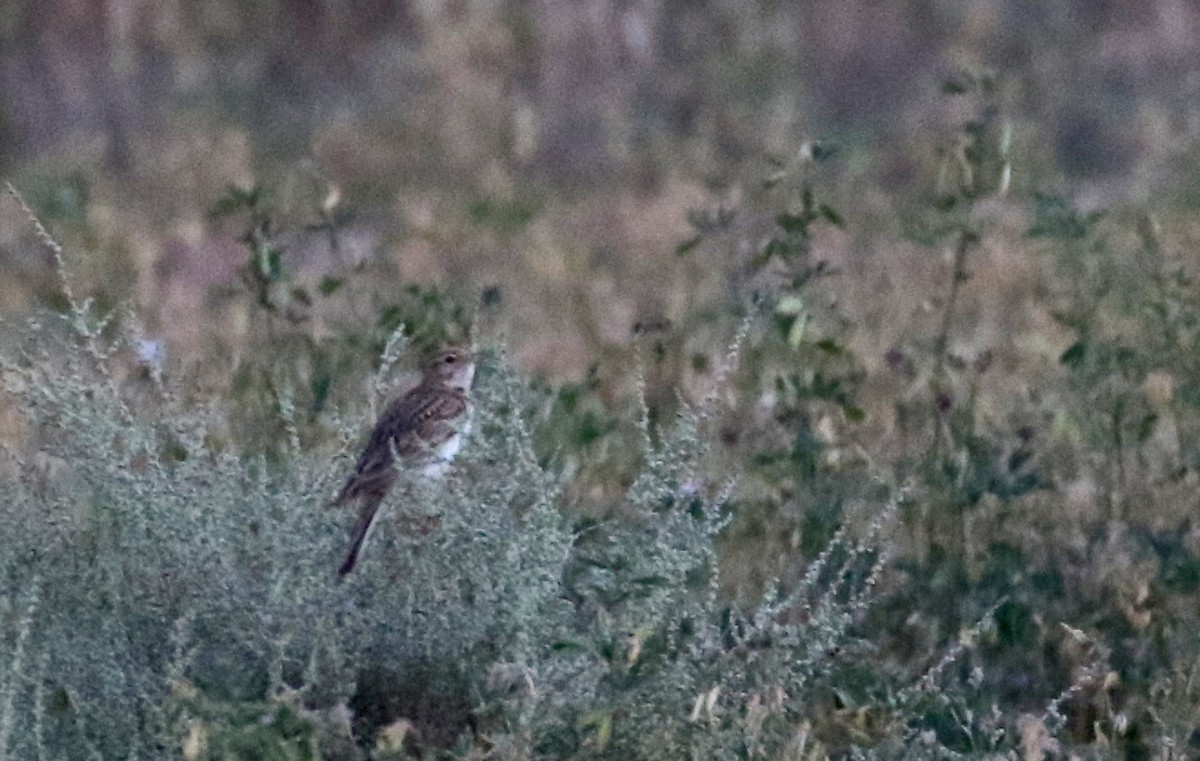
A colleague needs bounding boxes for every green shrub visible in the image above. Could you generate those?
[0,270,907,761]
[0,188,1089,761]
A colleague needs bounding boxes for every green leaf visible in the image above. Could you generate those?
[317,276,344,296]
[811,142,839,161]
[1161,552,1200,594]
[675,235,702,257]
[815,338,845,355]
[631,575,669,587]
[1137,413,1159,443]
[819,204,844,226]
[310,373,332,413]
[1059,341,1087,368]
[266,249,284,282]
[942,76,971,95]
[550,640,589,653]
[995,600,1035,645]
[377,304,404,330]
[776,212,812,235]
[1028,193,1103,239]
[467,196,540,232]
[210,184,266,217]
[759,234,808,264]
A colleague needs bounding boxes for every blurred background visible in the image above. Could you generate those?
[7,3,1200,752]
[4,0,1200,376]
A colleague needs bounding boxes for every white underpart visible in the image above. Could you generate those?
[420,363,474,479]
[422,412,470,479]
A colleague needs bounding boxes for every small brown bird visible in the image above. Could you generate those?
[331,347,475,576]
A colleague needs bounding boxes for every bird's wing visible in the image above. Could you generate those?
[332,388,467,502]
[375,388,468,459]
[350,388,463,470]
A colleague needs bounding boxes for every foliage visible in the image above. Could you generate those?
[0,199,1046,761]
[9,44,1200,757]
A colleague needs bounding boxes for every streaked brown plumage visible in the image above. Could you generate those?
[332,347,475,576]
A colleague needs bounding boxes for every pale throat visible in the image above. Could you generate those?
[451,362,476,392]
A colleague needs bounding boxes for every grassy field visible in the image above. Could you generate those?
[4,3,1200,759]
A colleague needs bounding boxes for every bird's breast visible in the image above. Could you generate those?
[420,411,471,478]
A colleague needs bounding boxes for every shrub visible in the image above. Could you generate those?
[0,188,1077,761]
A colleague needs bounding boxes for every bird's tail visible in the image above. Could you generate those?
[337,498,382,577]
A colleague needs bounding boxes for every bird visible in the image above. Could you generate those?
[331,346,475,576]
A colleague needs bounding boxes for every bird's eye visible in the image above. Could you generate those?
[444,355,456,364]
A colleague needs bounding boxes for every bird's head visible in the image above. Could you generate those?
[425,347,475,391]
